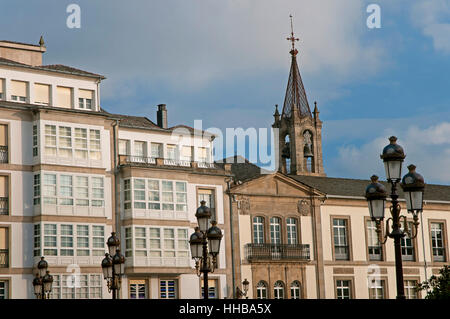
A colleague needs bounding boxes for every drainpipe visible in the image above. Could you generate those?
[112,120,119,234]
[226,178,236,298]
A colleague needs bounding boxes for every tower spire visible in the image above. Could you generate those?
[281,15,311,119]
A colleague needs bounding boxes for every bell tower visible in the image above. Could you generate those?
[272,16,325,176]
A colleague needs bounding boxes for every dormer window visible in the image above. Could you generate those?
[78,89,94,110]
[10,80,28,103]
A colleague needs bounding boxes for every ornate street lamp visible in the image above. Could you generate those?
[365,136,426,299]
[236,278,250,299]
[32,257,53,299]
[101,232,125,299]
[190,201,223,300]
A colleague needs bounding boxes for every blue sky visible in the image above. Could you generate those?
[1,0,449,184]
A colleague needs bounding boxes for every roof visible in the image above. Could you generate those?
[39,64,105,79]
[225,158,450,202]
[0,58,105,79]
[0,40,41,47]
[291,175,450,202]
[103,110,213,137]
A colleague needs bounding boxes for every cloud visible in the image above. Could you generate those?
[410,0,450,54]
[0,0,388,100]
[328,121,450,184]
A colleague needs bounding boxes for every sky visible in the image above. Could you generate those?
[1,0,449,185]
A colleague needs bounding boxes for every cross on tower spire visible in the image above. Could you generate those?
[286,14,299,55]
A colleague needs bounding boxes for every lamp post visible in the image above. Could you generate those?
[236,278,250,299]
[365,136,425,299]
[189,201,223,300]
[32,257,53,299]
[101,232,126,299]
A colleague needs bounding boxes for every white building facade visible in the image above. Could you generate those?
[0,39,233,299]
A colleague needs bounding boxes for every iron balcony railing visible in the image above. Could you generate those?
[0,145,7,163]
[245,243,310,262]
[0,249,8,268]
[0,197,8,215]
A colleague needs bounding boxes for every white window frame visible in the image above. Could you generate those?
[253,216,264,244]
[36,223,105,257]
[286,217,298,244]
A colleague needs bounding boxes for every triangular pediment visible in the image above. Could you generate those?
[230,172,324,198]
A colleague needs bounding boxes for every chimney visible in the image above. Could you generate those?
[157,104,168,129]
[0,37,46,66]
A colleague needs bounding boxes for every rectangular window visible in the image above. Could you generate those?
[369,279,385,299]
[201,279,218,299]
[166,144,177,160]
[151,143,162,158]
[10,80,27,102]
[198,147,210,162]
[401,221,415,261]
[89,129,101,160]
[44,224,57,256]
[76,225,89,256]
[197,188,215,220]
[43,173,57,205]
[34,83,50,105]
[60,224,74,256]
[124,179,131,210]
[44,125,57,156]
[134,179,146,209]
[58,126,72,158]
[125,227,132,257]
[75,176,89,206]
[33,174,41,205]
[33,224,41,257]
[431,223,446,262]
[148,179,160,210]
[119,139,130,155]
[0,280,9,299]
[286,218,298,245]
[135,227,147,257]
[0,227,9,267]
[130,280,146,299]
[253,216,264,244]
[91,177,104,207]
[33,124,38,157]
[333,219,349,260]
[160,280,177,299]
[134,141,146,157]
[367,220,382,261]
[149,228,161,257]
[56,86,72,108]
[74,128,88,159]
[0,79,4,100]
[59,175,73,206]
[270,217,281,244]
[336,280,351,299]
[36,224,104,257]
[78,89,94,110]
[92,225,105,256]
[404,280,419,299]
[181,146,193,161]
[51,274,102,299]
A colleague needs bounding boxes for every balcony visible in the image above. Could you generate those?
[119,155,217,170]
[245,243,310,262]
[0,249,8,268]
[0,197,8,215]
[0,146,7,163]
